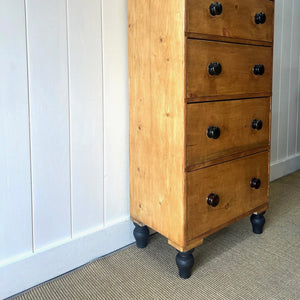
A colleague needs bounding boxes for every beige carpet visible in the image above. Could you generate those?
[13,171,300,300]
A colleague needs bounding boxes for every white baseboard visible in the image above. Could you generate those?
[270,153,300,181]
[0,220,135,299]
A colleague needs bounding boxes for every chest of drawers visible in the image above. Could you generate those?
[128,0,274,278]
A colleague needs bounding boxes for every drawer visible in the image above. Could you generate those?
[187,0,274,43]
[186,39,273,99]
[186,98,270,167]
[187,151,269,240]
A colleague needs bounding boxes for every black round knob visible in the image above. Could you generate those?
[208,62,222,76]
[207,193,220,207]
[209,2,223,16]
[253,64,265,76]
[255,12,266,24]
[252,119,263,130]
[207,126,221,139]
[250,178,261,189]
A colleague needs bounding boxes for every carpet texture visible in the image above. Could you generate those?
[13,171,300,300]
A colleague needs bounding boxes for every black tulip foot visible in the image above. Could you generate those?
[133,223,149,248]
[176,249,195,279]
[250,212,266,234]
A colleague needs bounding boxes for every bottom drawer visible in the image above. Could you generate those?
[187,152,269,241]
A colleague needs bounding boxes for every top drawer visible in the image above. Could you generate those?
[187,0,274,43]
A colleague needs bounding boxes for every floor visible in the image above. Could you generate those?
[12,170,300,300]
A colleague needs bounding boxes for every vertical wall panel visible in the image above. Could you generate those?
[271,0,283,163]
[102,0,129,225]
[296,5,300,154]
[68,0,104,235]
[272,0,300,166]
[26,0,71,249]
[287,0,300,157]
[298,54,300,153]
[277,1,293,161]
[0,0,32,262]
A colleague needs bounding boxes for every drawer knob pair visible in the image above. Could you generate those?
[209,63,265,76]
[207,178,261,207]
[207,119,262,140]
[209,4,266,25]
[209,2,223,16]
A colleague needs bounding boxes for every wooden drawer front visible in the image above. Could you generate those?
[187,152,269,240]
[186,98,270,167]
[187,0,274,43]
[187,39,273,100]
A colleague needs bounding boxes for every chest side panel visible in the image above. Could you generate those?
[128,0,186,246]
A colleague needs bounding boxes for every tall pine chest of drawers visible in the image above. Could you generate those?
[128,0,274,278]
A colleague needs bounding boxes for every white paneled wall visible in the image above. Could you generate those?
[67,0,104,236]
[0,0,300,298]
[0,1,132,298]
[0,0,32,263]
[102,0,129,225]
[26,0,72,250]
[271,0,300,179]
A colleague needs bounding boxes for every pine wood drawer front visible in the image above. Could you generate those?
[187,152,269,240]
[187,0,274,43]
[186,39,273,100]
[186,98,270,167]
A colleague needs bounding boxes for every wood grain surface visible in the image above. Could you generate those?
[186,39,273,99]
[187,152,269,240]
[128,0,186,246]
[128,0,274,252]
[186,98,271,166]
[187,0,274,43]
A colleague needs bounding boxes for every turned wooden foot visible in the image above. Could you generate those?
[133,223,149,248]
[250,212,266,234]
[176,249,194,279]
